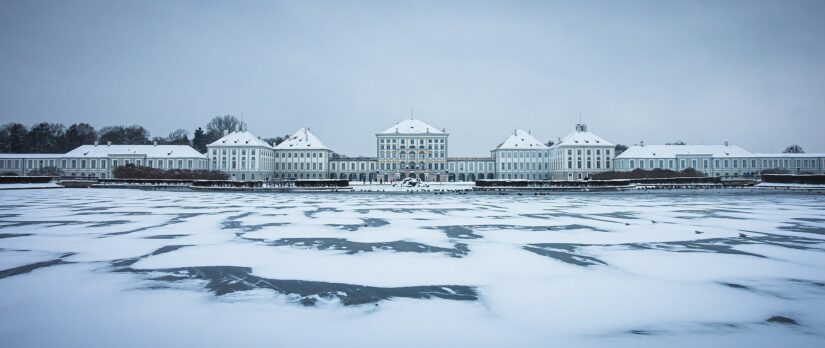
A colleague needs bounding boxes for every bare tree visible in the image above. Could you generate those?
[783,144,804,153]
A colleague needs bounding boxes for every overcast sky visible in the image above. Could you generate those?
[1,0,823,156]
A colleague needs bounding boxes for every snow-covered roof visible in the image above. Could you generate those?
[64,145,206,158]
[617,144,753,159]
[752,153,825,158]
[208,130,273,148]
[494,129,548,150]
[552,124,613,148]
[274,128,330,150]
[378,119,445,135]
[0,153,63,158]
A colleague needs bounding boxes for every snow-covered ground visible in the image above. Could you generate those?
[0,189,824,347]
[0,182,61,190]
[350,181,474,191]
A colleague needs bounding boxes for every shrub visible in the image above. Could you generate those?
[592,168,706,180]
[27,166,63,176]
[113,164,228,180]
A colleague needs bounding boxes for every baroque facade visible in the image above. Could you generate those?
[492,129,550,180]
[207,129,275,181]
[614,142,825,177]
[376,119,448,182]
[549,124,615,180]
[273,128,332,180]
[2,118,824,181]
[0,142,207,178]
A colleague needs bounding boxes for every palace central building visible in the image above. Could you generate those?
[376,119,448,182]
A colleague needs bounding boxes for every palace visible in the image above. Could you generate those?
[2,117,824,180]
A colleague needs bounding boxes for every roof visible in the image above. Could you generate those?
[494,129,548,150]
[208,130,273,148]
[274,128,330,150]
[752,153,825,158]
[617,144,753,159]
[378,119,445,135]
[552,124,613,148]
[0,153,64,158]
[64,145,206,158]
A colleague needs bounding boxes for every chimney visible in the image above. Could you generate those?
[640,141,645,147]
[223,129,228,137]
[107,141,112,146]
[528,129,532,135]
[153,141,158,146]
[514,129,517,136]
[94,141,99,147]
[724,141,729,146]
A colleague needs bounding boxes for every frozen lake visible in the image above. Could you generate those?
[1,188,824,347]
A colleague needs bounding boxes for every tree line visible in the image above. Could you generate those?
[0,115,291,154]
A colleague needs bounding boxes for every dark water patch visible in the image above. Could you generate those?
[72,206,112,212]
[524,244,607,267]
[353,208,469,215]
[0,220,89,229]
[76,211,154,216]
[105,213,206,236]
[153,205,244,210]
[672,209,749,220]
[264,238,469,257]
[622,239,766,258]
[546,224,608,232]
[594,211,639,220]
[703,322,740,330]
[0,233,32,239]
[429,226,483,239]
[126,265,478,306]
[304,207,342,218]
[793,217,825,223]
[521,212,616,223]
[0,205,27,210]
[778,221,825,235]
[627,329,663,336]
[110,245,189,268]
[766,316,798,325]
[459,224,606,233]
[222,212,289,232]
[0,252,75,279]
[143,234,189,239]
[720,282,750,290]
[328,218,389,231]
[88,220,132,228]
[788,278,825,288]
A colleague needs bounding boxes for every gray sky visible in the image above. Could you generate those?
[1,0,824,156]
